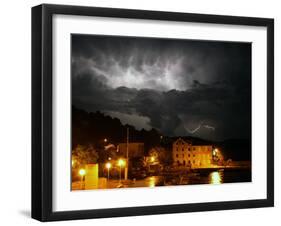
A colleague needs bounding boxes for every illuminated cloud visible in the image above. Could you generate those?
[72,35,251,141]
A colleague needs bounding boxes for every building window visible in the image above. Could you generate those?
[193,160,195,164]
[188,154,190,157]
[183,160,186,165]
[182,154,184,157]
[182,148,184,151]
[193,154,195,157]
[176,154,178,157]
[188,148,190,151]
[193,147,195,150]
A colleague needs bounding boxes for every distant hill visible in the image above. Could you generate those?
[217,139,251,161]
[72,106,251,160]
[72,106,162,153]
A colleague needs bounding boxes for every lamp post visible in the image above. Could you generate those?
[79,168,86,189]
[148,156,155,172]
[105,162,111,181]
[125,128,129,180]
[118,159,125,183]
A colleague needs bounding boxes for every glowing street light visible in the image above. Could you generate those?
[117,159,126,182]
[118,158,126,167]
[148,156,156,171]
[105,162,112,180]
[213,148,218,155]
[79,168,86,189]
[79,168,86,176]
[104,138,108,143]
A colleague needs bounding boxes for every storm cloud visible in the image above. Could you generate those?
[72,34,251,141]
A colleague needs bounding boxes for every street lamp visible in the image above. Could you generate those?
[79,168,86,189]
[105,162,111,180]
[213,148,218,155]
[104,138,108,143]
[148,156,155,172]
[117,159,126,183]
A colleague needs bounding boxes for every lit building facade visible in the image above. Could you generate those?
[172,138,215,168]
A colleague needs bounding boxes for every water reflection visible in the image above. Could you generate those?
[209,171,222,184]
[119,170,250,189]
[148,176,156,187]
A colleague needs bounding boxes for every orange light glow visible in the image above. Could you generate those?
[118,159,126,167]
[105,162,112,169]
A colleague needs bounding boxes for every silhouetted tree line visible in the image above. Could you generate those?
[72,106,162,154]
[217,139,251,161]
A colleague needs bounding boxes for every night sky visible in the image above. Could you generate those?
[71,34,251,141]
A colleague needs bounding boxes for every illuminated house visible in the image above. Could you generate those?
[172,138,217,168]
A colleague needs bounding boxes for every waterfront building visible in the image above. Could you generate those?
[172,138,218,168]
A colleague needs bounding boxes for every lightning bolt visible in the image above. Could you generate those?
[203,125,215,130]
[185,123,202,134]
[185,122,215,134]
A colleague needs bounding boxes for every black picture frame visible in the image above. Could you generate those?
[32,4,274,222]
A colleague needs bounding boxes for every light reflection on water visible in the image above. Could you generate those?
[208,171,222,184]
[128,170,250,188]
[147,176,157,187]
[146,172,223,187]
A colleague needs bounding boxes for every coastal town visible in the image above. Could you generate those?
[72,117,251,190]
[71,35,252,191]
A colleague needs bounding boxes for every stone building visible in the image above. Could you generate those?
[172,138,215,168]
